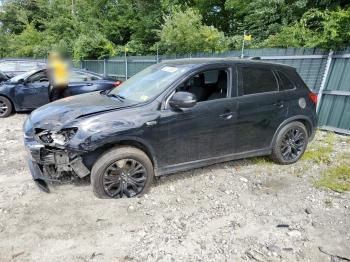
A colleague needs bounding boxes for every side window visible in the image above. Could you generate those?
[203,70,219,84]
[0,72,7,81]
[176,69,229,102]
[277,71,295,91]
[27,71,48,83]
[70,71,90,82]
[240,67,278,95]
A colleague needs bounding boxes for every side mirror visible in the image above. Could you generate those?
[17,78,25,84]
[169,91,197,109]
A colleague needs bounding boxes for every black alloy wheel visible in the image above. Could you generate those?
[280,127,305,161]
[271,121,308,164]
[91,146,154,199]
[103,159,147,198]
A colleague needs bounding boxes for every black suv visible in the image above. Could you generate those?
[24,59,318,198]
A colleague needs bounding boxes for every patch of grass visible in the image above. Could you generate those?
[302,132,336,164]
[315,165,350,193]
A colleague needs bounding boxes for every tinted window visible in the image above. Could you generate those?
[70,71,102,82]
[203,70,219,84]
[241,67,278,95]
[70,71,90,82]
[0,71,7,81]
[277,71,295,91]
[176,69,228,102]
[27,71,48,83]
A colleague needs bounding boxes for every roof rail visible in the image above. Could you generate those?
[241,56,261,60]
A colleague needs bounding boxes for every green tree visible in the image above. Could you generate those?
[263,7,350,49]
[73,33,116,60]
[159,8,228,54]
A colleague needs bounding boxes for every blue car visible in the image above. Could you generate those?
[0,70,9,83]
[0,68,119,117]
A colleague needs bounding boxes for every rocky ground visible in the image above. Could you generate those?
[0,113,349,262]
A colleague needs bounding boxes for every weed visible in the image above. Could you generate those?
[302,131,336,164]
[315,165,350,193]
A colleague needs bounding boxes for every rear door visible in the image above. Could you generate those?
[235,65,289,152]
[68,71,100,96]
[15,70,50,109]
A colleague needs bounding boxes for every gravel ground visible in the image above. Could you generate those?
[0,113,349,262]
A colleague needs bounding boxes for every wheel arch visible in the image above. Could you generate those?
[82,137,158,170]
[0,94,15,108]
[0,94,15,114]
[270,115,314,148]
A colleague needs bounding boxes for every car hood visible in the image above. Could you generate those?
[29,92,138,131]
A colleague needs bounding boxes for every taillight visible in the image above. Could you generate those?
[113,80,122,87]
[308,92,317,105]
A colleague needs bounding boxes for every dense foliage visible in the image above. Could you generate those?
[0,0,349,59]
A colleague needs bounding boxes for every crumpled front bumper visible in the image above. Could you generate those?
[25,140,52,193]
[27,159,51,193]
[24,135,90,193]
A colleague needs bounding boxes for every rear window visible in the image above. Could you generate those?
[240,67,278,95]
[277,70,295,91]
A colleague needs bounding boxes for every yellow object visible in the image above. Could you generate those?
[244,34,252,41]
[48,53,69,87]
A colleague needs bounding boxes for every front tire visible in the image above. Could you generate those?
[0,96,13,118]
[271,121,308,164]
[91,146,154,199]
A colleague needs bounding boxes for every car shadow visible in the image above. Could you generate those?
[44,157,270,193]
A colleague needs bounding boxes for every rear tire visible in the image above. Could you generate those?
[91,146,154,199]
[0,96,13,118]
[271,121,308,164]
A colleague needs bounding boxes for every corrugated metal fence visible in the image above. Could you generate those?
[81,48,350,135]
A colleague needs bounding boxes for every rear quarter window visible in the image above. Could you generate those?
[240,67,278,95]
[277,70,296,91]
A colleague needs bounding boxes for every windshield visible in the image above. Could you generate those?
[108,64,192,102]
[10,69,38,83]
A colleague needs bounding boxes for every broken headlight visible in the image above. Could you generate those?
[36,128,78,146]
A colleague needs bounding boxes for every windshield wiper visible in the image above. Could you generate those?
[107,93,125,102]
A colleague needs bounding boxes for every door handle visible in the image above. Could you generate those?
[220,111,233,120]
[273,101,284,108]
[146,120,158,126]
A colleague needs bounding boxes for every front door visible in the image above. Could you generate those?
[68,71,95,96]
[15,70,50,109]
[151,67,239,168]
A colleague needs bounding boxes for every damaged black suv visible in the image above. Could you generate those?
[24,58,318,198]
